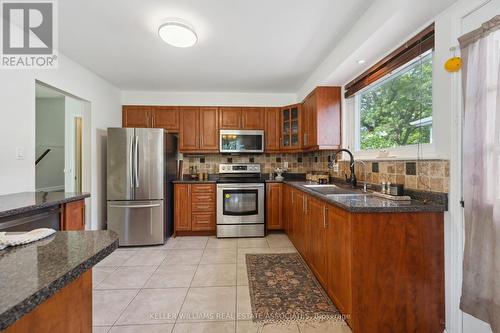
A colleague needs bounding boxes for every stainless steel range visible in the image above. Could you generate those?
[216,163,265,238]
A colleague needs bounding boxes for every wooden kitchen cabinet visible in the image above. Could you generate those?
[282,184,445,333]
[282,185,293,234]
[179,107,219,153]
[61,199,85,231]
[325,204,351,317]
[179,107,199,151]
[265,107,281,152]
[122,106,151,128]
[219,107,242,129]
[266,183,283,230]
[199,107,219,150]
[151,106,179,131]
[174,183,216,235]
[307,197,328,287]
[280,104,302,151]
[174,184,192,231]
[241,107,265,129]
[301,86,342,150]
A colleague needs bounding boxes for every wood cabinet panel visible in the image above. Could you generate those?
[122,106,151,128]
[191,213,215,231]
[307,197,327,286]
[4,270,92,333]
[219,107,242,129]
[326,204,352,317]
[192,202,215,212]
[241,107,265,129]
[191,184,215,193]
[174,184,192,231]
[61,200,85,231]
[266,183,283,230]
[152,106,179,131]
[179,107,199,151]
[199,107,219,151]
[283,185,293,234]
[301,87,342,150]
[265,107,281,152]
[350,212,444,333]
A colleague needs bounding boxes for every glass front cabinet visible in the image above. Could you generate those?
[280,104,302,150]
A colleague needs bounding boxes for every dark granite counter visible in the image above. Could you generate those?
[0,192,90,219]
[284,181,447,213]
[172,180,217,184]
[0,230,118,330]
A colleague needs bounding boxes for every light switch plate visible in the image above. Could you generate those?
[284,161,289,169]
[16,147,25,160]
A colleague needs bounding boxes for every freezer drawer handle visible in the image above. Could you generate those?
[109,204,161,209]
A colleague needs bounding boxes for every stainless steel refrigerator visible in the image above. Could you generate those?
[106,128,178,246]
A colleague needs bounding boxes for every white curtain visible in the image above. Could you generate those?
[459,16,500,333]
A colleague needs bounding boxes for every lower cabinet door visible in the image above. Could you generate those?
[326,205,352,316]
[174,184,192,231]
[191,213,215,231]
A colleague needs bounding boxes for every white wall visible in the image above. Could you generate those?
[0,54,122,230]
[35,97,65,191]
[122,90,297,106]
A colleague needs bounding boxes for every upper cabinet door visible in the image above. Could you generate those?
[219,107,242,129]
[199,107,219,151]
[179,107,199,151]
[280,104,301,150]
[122,106,151,128]
[152,106,179,132]
[241,107,265,129]
[265,107,280,152]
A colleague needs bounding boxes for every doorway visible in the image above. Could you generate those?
[35,82,91,225]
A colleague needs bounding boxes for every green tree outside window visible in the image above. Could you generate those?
[359,52,433,150]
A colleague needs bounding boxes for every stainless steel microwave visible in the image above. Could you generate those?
[219,130,264,153]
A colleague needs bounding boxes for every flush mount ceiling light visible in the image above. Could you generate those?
[357,59,366,64]
[158,21,197,48]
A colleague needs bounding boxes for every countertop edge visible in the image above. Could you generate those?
[0,236,118,330]
[172,180,217,184]
[0,193,90,219]
[283,181,447,213]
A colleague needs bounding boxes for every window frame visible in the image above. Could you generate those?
[353,50,434,155]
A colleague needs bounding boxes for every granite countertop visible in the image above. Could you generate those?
[0,230,118,330]
[0,192,90,219]
[284,181,447,213]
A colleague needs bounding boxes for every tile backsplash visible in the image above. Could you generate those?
[181,151,450,193]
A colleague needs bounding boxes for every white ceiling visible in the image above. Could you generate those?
[58,0,375,93]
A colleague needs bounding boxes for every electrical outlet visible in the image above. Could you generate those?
[284,161,289,169]
[333,163,339,172]
[15,147,25,160]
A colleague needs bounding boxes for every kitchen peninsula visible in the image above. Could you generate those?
[0,192,118,333]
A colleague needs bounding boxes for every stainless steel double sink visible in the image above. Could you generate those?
[303,184,369,199]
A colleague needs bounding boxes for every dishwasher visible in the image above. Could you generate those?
[0,206,61,232]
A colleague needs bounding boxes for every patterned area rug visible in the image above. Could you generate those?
[246,253,340,324]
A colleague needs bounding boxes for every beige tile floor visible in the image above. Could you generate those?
[92,233,351,333]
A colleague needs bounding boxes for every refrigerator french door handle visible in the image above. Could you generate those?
[134,135,139,188]
[129,136,134,188]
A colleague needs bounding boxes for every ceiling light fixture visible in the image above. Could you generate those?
[158,21,197,48]
[357,59,366,64]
